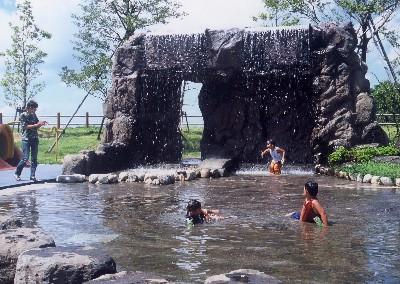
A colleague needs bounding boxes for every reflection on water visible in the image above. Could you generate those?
[0,174,399,283]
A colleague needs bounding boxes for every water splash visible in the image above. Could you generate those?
[235,164,314,176]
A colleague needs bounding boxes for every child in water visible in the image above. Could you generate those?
[186,199,222,225]
[261,140,286,175]
[292,181,328,227]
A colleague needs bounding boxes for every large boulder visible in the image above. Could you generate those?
[62,143,130,176]
[0,228,55,284]
[14,246,116,284]
[62,153,90,176]
[199,158,237,175]
[361,122,389,145]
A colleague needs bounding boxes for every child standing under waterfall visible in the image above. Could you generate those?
[291,180,328,227]
[261,140,286,175]
[186,199,222,225]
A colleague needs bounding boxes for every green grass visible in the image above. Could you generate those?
[14,126,203,164]
[15,127,100,164]
[182,127,202,158]
[381,125,399,144]
[340,162,400,179]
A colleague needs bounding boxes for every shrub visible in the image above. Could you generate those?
[328,145,400,165]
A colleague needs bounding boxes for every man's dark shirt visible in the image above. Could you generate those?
[20,112,39,141]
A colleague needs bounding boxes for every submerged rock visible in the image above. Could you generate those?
[56,174,86,183]
[205,269,281,284]
[86,271,170,283]
[159,175,175,185]
[0,228,55,284]
[14,246,116,284]
[0,216,23,230]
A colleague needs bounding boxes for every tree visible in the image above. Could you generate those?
[253,0,300,26]
[257,0,400,62]
[61,0,183,100]
[372,81,400,135]
[0,0,51,109]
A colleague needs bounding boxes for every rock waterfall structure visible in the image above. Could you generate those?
[63,22,388,175]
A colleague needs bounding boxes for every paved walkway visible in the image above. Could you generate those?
[0,165,62,190]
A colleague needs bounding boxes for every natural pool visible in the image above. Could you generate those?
[0,168,399,283]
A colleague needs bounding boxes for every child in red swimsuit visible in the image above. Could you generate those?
[292,181,328,227]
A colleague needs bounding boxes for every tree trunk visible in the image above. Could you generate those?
[360,19,369,62]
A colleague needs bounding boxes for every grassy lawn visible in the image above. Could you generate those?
[13,126,203,164]
[339,162,400,179]
[15,127,100,164]
[182,127,202,158]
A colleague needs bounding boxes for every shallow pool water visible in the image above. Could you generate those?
[0,170,399,283]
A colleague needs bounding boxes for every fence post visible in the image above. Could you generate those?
[85,112,89,128]
[0,113,2,124]
[57,112,61,129]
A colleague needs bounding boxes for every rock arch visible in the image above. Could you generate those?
[63,23,388,175]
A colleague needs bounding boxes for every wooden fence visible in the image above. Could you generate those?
[1,112,398,128]
[376,114,400,126]
[0,112,103,128]
[0,112,205,128]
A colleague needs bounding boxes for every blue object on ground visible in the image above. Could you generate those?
[291,212,300,220]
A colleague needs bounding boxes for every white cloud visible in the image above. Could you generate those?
[0,0,91,116]
[152,0,264,33]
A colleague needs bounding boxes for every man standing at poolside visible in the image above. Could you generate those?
[261,140,286,175]
[14,100,47,182]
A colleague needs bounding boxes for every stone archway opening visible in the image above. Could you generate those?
[180,81,203,159]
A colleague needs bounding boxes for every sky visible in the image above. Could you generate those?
[0,0,396,125]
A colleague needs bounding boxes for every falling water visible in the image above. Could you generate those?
[144,33,208,77]
[135,26,315,163]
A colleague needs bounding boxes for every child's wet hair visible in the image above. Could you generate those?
[26,100,38,109]
[267,140,276,146]
[187,199,202,211]
[304,180,318,197]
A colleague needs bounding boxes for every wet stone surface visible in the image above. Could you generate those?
[14,246,116,284]
[0,228,55,284]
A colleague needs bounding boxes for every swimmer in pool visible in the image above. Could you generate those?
[292,180,328,227]
[186,199,222,225]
